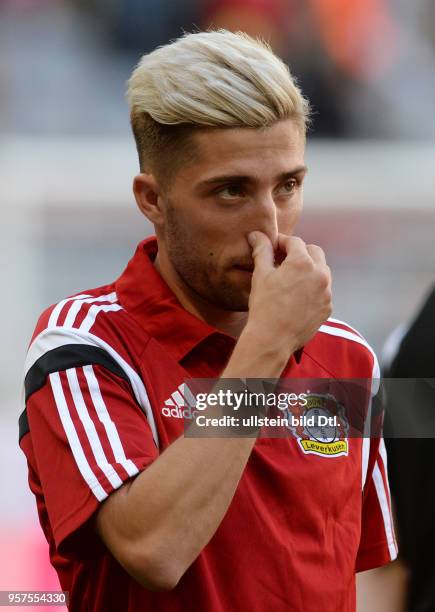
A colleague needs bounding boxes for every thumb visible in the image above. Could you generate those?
[248,231,274,271]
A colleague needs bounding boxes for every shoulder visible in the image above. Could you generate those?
[307,317,379,379]
[25,285,149,384]
[30,285,120,339]
[23,286,157,448]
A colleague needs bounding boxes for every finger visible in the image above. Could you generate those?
[277,233,307,262]
[306,244,326,266]
[248,231,274,271]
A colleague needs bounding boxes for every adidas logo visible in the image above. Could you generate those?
[161,384,198,419]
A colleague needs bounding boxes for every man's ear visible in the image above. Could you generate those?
[133,173,165,226]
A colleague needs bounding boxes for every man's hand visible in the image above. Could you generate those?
[245,231,332,355]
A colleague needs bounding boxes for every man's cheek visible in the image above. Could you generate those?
[279,210,301,236]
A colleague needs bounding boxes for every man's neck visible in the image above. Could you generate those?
[153,252,248,338]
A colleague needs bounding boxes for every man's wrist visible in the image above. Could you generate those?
[229,325,294,378]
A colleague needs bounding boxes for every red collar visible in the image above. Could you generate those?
[115,237,235,362]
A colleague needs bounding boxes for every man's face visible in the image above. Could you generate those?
[157,119,306,311]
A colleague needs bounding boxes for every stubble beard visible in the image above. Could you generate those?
[165,202,250,312]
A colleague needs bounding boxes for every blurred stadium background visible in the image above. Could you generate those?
[1,1,434,610]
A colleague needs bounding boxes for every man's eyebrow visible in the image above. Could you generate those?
[275,166,308,181]
[198,165,308,187]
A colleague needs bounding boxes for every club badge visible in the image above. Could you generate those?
[286,393,349,458]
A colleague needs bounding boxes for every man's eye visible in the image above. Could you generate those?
[218,185,244,199]
[277,179,298,196]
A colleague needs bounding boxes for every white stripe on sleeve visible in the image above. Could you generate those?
[377,439,397,548]
[48,294,91,329]
[63,292,118,329]
[49,371,107,501]
[327,317,363,338]
[378,438,389,471]
[79,304,123,333]
[83,365,139,478]
[26,328,159,448]
[318,324,380,390]
[373,461,398,560]
[361,438,370,491]
[66,368,124,490]
[317,323,380,489]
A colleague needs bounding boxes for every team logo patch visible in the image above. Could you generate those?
[287,393,349,458]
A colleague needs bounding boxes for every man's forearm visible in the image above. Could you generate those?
[96,329,292,590]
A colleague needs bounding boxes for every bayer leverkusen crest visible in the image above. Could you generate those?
[287,393,349,458]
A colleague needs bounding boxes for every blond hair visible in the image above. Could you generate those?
[127,30,309,177]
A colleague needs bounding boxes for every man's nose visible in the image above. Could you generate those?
[249,196,279,250]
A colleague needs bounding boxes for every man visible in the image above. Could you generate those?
[382,284,435,611]
[19,30,396,611]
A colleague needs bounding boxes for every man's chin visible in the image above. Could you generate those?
[211,284,250,312]
[221,300,249,312]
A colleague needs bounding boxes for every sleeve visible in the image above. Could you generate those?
[24,361,159,559]
[356,437,398,572]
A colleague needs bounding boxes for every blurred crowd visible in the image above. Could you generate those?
[1,0,435,139]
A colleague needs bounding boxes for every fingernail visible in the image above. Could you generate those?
[248,232,257,246]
